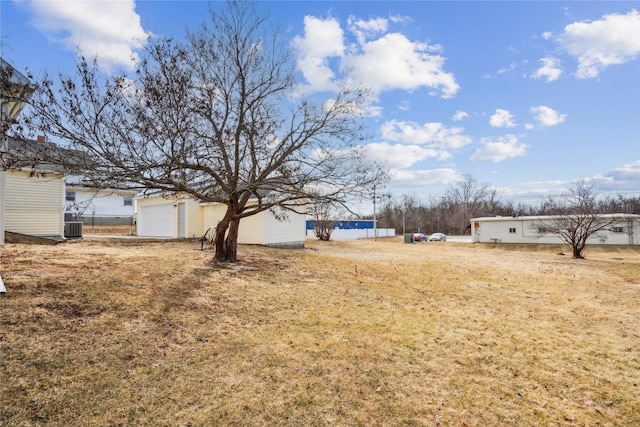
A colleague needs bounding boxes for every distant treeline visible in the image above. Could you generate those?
[370,176,640,235]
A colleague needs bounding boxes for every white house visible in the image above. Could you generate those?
[4,168,65,241]
[471,214,640,245]
[65,177,136,226]
[2,59,66,243]
[136,193,306,247]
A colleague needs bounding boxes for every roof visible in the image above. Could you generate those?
[1,57,34,122]
[1,136,67,174]
[1,58,30,86]
[65,184,138,195]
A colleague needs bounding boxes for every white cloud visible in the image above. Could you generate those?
[530,106,566,127]
[471,135,528,162]
[509,161,640,196]
[452,111,468,121]
[532,57,563,82]
[24,0,149,70]
[497,62,518,75]
[342,33,458,98]
[293,16,345,93]
[559,9,640,79]
[380,120,472,149]
[389,14,412,25]
[542,31,554,40]
[588,161,640,191]
[489,109,516,128]
[397,100,410,111]
[363,142,442,169]
[483,60,528,79]
[390,168,464,187]
[294,16,459,99]
[347,16,388,43]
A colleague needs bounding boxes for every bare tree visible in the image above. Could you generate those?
[444,175,495,234]
[308,200,346,241]
[17,2,386,262]
[532,181,620,259]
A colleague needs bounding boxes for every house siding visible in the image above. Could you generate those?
[0,170,5,245]
[237,211,264,244]
[184,198,203,239]
[201,203,267,245]
[201,203,306,246]
[137,193,305,246]
[263,207,306,247]
[201,204,226,239]
[66,187,136,217]
[4,169,64,238]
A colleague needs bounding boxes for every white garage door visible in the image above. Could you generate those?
[138,203,174,237]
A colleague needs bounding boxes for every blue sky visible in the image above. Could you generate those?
[2,1,639,206]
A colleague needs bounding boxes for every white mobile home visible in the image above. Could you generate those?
[471,214,640,245]
[136,194,306,247]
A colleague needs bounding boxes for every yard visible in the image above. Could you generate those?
[1,237,639,426]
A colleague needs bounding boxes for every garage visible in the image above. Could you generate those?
[135,193,306,246]
[137,203,174,237]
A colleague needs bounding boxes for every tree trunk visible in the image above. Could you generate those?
[214,219,229,261]
[214,207,234,262]
[573,232,590,259]
[225,218,240,262]
[572,241,586,259]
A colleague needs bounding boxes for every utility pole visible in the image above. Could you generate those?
[402,207,405,236]
[373,184,377,241]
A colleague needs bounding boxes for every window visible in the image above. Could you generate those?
[66,191,76,202]
[123,196,133,206]
[509,228,516,233]
[613,226,624,233]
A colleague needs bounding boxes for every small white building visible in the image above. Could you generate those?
[136,193,306,247]
[471,214,640,245]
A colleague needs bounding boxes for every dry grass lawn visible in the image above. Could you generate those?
[1,236,639,426]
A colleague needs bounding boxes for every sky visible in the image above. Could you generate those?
[1,0,639,208]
